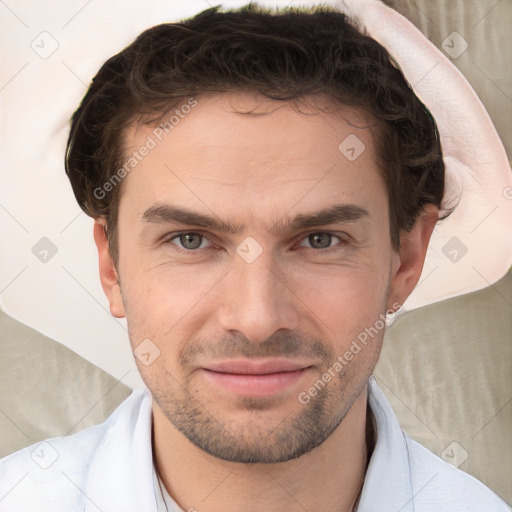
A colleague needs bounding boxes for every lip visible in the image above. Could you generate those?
[203,358,310,375]
[200,359,313,396]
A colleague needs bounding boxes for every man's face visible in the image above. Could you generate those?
[105,93,401,463]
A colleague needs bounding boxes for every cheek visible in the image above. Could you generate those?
[289,257,389,322]
[119,258,225,360]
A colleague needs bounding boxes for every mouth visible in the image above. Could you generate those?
[200,359,313,396]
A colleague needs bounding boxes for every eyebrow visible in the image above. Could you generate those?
[141,203,369,234]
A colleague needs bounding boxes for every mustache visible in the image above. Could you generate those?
[180,331,332,367]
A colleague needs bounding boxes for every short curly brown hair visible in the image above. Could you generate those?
[65,3,446,265]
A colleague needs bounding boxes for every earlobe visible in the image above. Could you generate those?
[387,205,439,310]
[93,219,126,318]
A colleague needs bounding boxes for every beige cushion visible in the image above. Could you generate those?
[375,268,512,502]
[0,310,132,458]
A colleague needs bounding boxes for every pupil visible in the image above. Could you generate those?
[181,233,202,249]
[310,233,331,249]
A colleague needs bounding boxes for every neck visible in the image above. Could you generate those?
[153,384,372,512]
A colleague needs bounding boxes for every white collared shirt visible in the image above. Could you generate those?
[0,377,509,511]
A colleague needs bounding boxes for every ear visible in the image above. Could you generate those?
[93,219,126,318]
[387,204,439,311]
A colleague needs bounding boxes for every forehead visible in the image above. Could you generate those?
[119,92,385,220]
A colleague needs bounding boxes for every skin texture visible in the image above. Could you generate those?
[94,92,438,512]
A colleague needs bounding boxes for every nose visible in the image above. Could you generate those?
[216,246,300,343]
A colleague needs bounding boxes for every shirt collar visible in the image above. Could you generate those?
[85,376,414,512]
[357,375,414,511]
[84,389,157,512]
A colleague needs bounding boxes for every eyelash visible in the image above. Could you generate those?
[163,231,348,255]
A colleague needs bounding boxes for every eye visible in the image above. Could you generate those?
[299,232,343,251]
[167,232,212,251]
[164,231,347,254]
